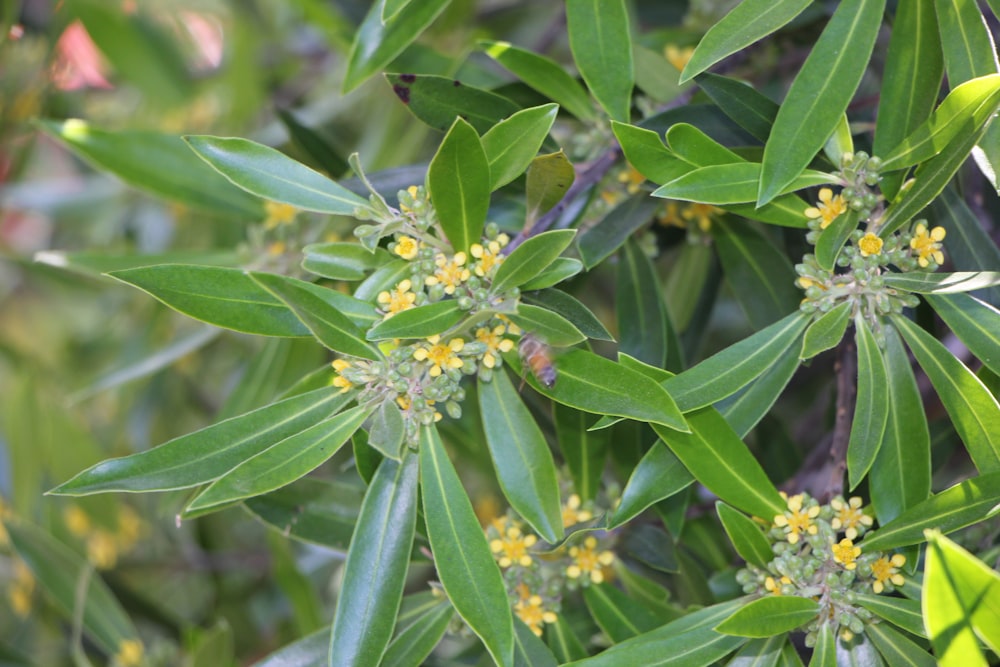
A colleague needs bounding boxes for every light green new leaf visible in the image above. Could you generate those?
[680,0,813,83]
[5,521,137,657]
[525,151,575,225]
[664,312,810,412]
[380,598,453,667]
[609,442,694,528]
[328,453,418,667]
[482,104,559,190]
[49,388,350,495]
[808,624,836,667]
[654,163,835,204]
[927,293,1000,376]
[716,596,819,638]
[478,372,563,543]
[185,135,369,215]
[758,0,885,206]
[584,582,660,643]
[717,502,773,569]
[815,211,860,271]
[892,314,1000,473]
[800,302,852,360]
[924,530,1000,661]
[611,122,691,185]
[566,0,633,122]
[847,316,890,489]
[861,470,1000,551]
[492,230,576,294]
[654,407,784,520]
[342,0,451,92]
[508,304,586,347]
[426,117,490,253]
[251,272,381,360]
[881,74,1000,171]
[855,594,927,638]
[694,73,779,143]
[617,237,670,368]
[865,621,937,667]
[869,327,931,525]
[555,404,610,503]
[186,405,371,512]
[37,120,262,218]
[366,300,464,341]
[301,243,391,281]
[419,425,514,667]
[367,398,406,460]
[713,219,801,331]
[823,114,854,165]
[717,350,801,438]
[384,73,521,134]
[521,258,584,291]
[882,271,1000,294]
[479,40,596,122]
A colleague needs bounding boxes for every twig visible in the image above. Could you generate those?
[823,335,857,501]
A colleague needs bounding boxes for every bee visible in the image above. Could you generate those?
[518,334,556,388]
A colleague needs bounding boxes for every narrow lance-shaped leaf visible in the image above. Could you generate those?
[610,122,691,185]
[694,73,779,143]
[566,0,633,122]
[185,136,370,215]
[478,371,564,543]
[716,502,773,570]
[513,618,560,667]
[800,302,852,360]
[525,151,574,227]
[935,0,998,85]
[617,237,669,368]
[847,316,890,489]
[808,624,836,667]
[276,108,349,177]
[380,598,454,667]
[655,163,836,204]
[507,304,586,347]
[926,293,1000,377]
[481,103,559,190]
[385,73,521,134]
[715,596,819,638]
[491,229,576,294]
[758,0,886,206]
[301,243,391,281]
[855,594,927,639]
[366,301,465,341]
[329,453,419,667]
[928,188,1000,306]
[426,117,490,253]
[864,621,937,667]
[419,425,514,667]
[555,404,609,503]
[882,270,1000,294]
[816,210,860,272]
[609,442,693,528]
[717,349,801,438]
[584,583,660,643]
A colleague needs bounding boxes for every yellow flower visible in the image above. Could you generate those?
[514,594,558,636]
[566,536,615,584]
[87,530,119,569]
[858,232,883,257]
[470,238,506,277]
[393,235,420,260]
[263,201,297,229]
[63,505,92,537]
[490,526,537,568]
[617,164,646,195]
[475,325,515,369]
[332,358,354,393]
[376,279,417,317]
[412,335,465,377]
[804,188,847,229]
[425,252,470,294]
[765,575,792,595]
[871,553,906,593]
[657,201,684,228]
[114,638,144,667]
[116,505,143,551]
[497,314,522,336]
[682,202,722,232]
[8,559,34,618]
[562,494,593,528]
[910,223,946,268]
[830,496,873,540]
[773,493,820,545]
[399,185,421,214]
[831,538,861,570]
[267,241,287,256]
[664,44,694,72]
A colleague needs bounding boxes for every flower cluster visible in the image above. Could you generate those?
[63,503,145,570]
[484,494,616,637]
[736,492,906,645]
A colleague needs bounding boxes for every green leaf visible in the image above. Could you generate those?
[523,289,615,342]
[808,624,836,667]
[758,0,885,206]
[525,151,575,225]
[654,407,785,520]
[419,425,514,667]
[380,599,453,667]
[509,348,687,432]
[566,0,633,122]
[654,163,835,204]
[694,73,778,143]
[584,583,660,643]
[513,617,560,667]
[5,521,137,656]
[508,304,586,347]
[927,293,1000,376]
[610,442,694,528]
[924,530,1000,661]
[185,135,370,215]
[716,597,819,638]
[49,388,350,495]
[482,104,559,190]
[367,398,406,460]
[716,502,773,569]
[478,372,564,543]
[860,470,1000,551]
[547,615,588,663]
[869,327,931,525]
[880,74,1000,172]
[37,120,261,218]
[713,219,801,330]
[577,195,664,268]
[385,73,521,134]
[872,0,944,200]
[864,621,937,667]
[892,314,1000,473]
[301,243,391,281]
[186,405,371,512]
[617,237,670,368]
[680,0,813,83]
[847,316,890,489]
[342,0,451,92]
[521,258,584,291]
[935,0,997,84]
[717,350,801,438]
[778,641,806,667]
[251,272,381,360]
[823,113,854,165]
[244,478,363,551]
[929,188,1000,306]
[250,628,329,667]
[427,117,490,253]
[555,404,609,503]
[276,108,349,177]
[479,40,596,121]
[800,302,852,360]
[664,312,810,412]
[611,122,690,185]
[815,211,860,272]
[366,300,464,341]
[492,230,576,294]
[882,271,1000,294]
[855,594,927,639]
[329,453,419,667]
[727,635,787,667]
